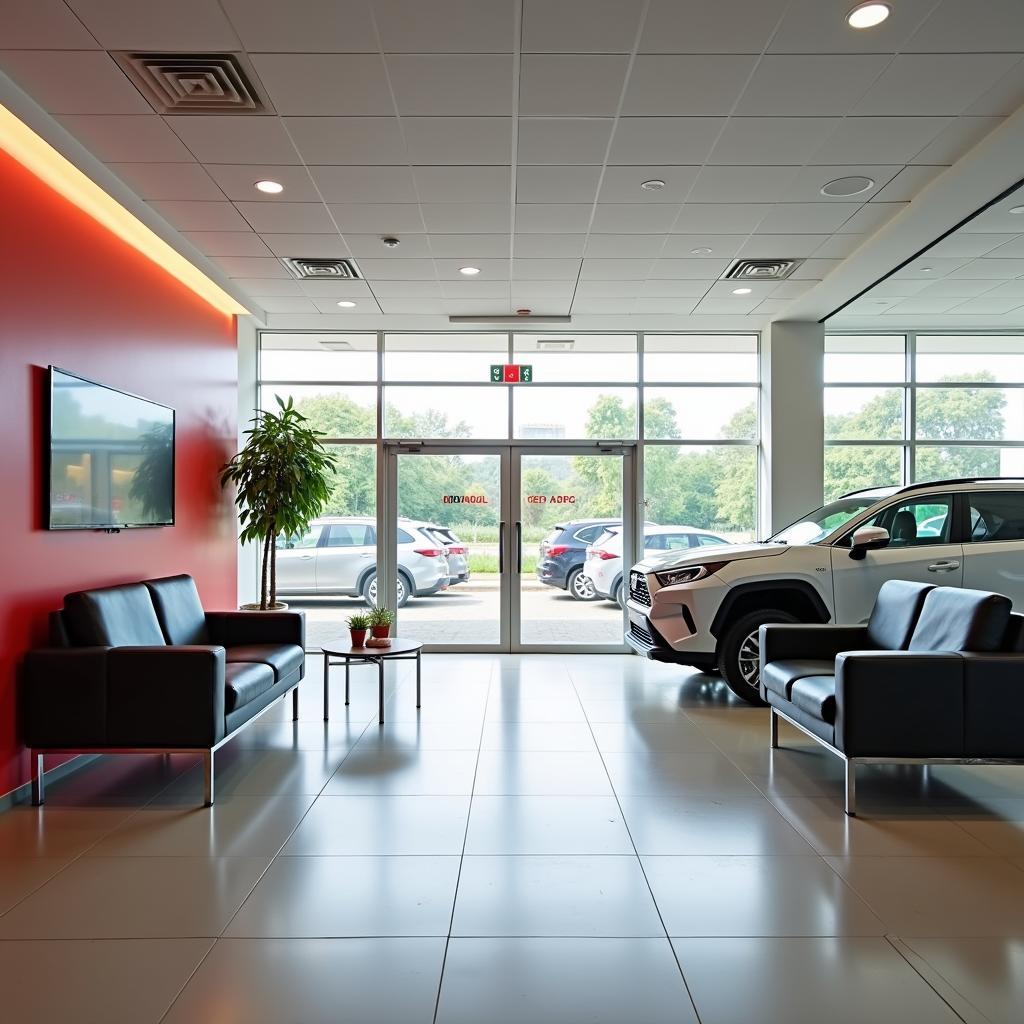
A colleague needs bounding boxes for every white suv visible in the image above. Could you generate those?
[626,479,1024,704]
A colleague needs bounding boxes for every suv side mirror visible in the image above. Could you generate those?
[849,525,890,560]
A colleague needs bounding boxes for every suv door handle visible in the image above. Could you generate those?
[927,560,960,572]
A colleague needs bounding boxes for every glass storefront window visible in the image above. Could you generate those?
[259,385,377,439]
[916,336,1024,383]
[384,333,508,382]
[513,387,637,440]
[825,387,904,440]
[643,335,757,383]
[512,334,637,383]
[825,335,905,383]
[384,386,509,439]
[824,445,903,502]
[260,333,377,381]
[643,387,757,440]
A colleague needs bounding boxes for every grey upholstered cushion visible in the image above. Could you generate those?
[866,579,935,651]
[64,582,166,647]
[224,661,275,711]
[226,644,304,682]
[146,575,210,646]
[790,675,837,724]
[762,659,836,701]
[909,587,1012,653]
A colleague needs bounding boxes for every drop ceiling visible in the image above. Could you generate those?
[2,0,1024,330]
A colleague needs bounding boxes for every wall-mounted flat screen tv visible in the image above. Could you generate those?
[48,366,175,529]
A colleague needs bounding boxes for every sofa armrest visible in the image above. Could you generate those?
[961,653,1024,758]
[23,647,110,748]
[760,624,870,666]
[206,610,305,649]
[106,646,226,748]
[834,650,963,758]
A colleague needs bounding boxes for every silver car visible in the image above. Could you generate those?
[275,517,450,607]
[426,526,471,586]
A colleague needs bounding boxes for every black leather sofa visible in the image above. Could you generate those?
[759,580,1024,815]
[24,574,305,805]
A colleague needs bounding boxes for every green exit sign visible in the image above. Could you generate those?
[490,364,533,383]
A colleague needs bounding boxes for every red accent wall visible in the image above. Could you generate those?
[0,149,238,796]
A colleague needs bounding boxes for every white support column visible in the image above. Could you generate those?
[236,316,260,607]
[760,321,825,535]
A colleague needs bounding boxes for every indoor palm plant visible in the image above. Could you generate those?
[221,396,336,610]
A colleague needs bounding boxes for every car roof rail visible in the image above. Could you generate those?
[894,476,1024,493]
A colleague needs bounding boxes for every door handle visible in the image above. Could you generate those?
[299,554,314,560]
[927,560,960,572]
[515,521,522,573]
[498,521,505,574]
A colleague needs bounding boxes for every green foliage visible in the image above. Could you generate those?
[221,396,337,608]
[368,605,395,627]
[346,613,370,629]
[129,421,174,522]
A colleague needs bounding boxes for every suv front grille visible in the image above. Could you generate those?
[630,622,655,647]
[629,571,652,606]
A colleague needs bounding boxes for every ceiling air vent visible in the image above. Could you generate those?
[113,52,270,114]
[283,258,363,281]
[535,339,574,351]
[724,258,804,282]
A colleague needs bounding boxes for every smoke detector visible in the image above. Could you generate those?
[283,257,362,280]
[381,236,401,248]
[724,258,803,282]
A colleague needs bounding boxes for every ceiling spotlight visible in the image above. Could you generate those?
[459,266,481,275]
[821,175,875,197]
[846,2,891,29]
[918,267,934,273]
[640,179,666,191]
[732,287,753,295]
[1010,205,1024,214]
[254,179,284,194]
[336,300,357,308]
[381,236,400,248]
[690,247,713,255]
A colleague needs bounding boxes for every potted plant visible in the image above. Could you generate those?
[347,613,370,648]
[221,396,336,611]
[368,605,394,639]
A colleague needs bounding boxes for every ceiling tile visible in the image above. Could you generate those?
[909,116,1005,165]
[640,0,788,53]
[812,117,951,165]
[839,202,907,233]
[624,55,756,115]
[522,0,644,53]
[769,0,938,54]
[510,296,573,313]
[388,54,514,115]
[0,50,151,114]
[597,166,699,204]
[986,236,1024,259]
[430,234,511,257]
[311,296,380,314]
[890,257,971,278]
[298,279,374,298]
[608,118,722,165]
[661,235,745,258]
[218,256,291,278]
[634,296,702,313]
[757,203,862,233]
[369,281,443,297]
[250,53,392,115]
[233,278,304,297]
[693,296,761,314]
[515,204,593,233]
[345,234,432,257]
[922,234,1010,258]
[870,165,945,203]
[905,0,1024,52]
[414,166,512,204]
[372,0,515,52]
[206,164,320,202]
[639,279,711,297]
[404,117,513,164]
[285,117,406,165]
[860,278,934,296]
[377,298,451,314]
[512,258,581,279]
[782,164,900,202]
[585,234,667,257]
[980,280,1024,298]
[961,200,1024,233]
[706,279,777,299]
[327,204,426,234]
[513,234,586,258]
[753,298,797,316]
[575,280,643,297]
[673,204,770,233]
[0,0,99,47]
[966,59,1024,116]
[420,204,511,233]
[220,0,379,51]
[57,115,193,162]
[581,259,658,280]
[855,54,1019,116]
[149,200,250,231]
[445,298,515,315]
[165,115,299,164]
[790,258,841,279]
[308,166,417,204]
[520,55,629,116]
[948,296,1024,315]
[516,165,601,203]
[509,280,576,297]
[951,258,1024,279]
[739,234,829,258]
[812,234,865,258]
[517,118,613,165]
[571,298,638,314]
[109,162,224,201]
[260,234,350,258]
[650,258,731,279]
[434,257,510,279]
[736,55,890,116]
[257,296,320,314]
[356,258,438,280]
[688,166,800,203]
[916,278,1000,297]
[886,296,971,314]
[770,279,816,298]
[591,204,679,233]
[439,280,511,298]
[183,231,271,257]
[235,201,334,233]
[709,117,838,165]
[66,0,240,48]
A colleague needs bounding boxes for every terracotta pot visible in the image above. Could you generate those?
[371,624,391,639]
[350,628,367,647]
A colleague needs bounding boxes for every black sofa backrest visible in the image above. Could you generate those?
[909,587,1012,653]
[146,575,211,645]
[63,582,167,648]
[1003,613,1024,652]
[866,580,935,650]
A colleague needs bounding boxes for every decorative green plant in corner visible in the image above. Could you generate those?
[221,396,336,610]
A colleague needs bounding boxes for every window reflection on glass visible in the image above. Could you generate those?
[260,334,378,381]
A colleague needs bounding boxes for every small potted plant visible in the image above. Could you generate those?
[368,605,394,639]
[347,613,370,648]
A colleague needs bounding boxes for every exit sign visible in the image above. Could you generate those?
[490,364,533,383]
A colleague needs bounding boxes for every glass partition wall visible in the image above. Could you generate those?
[259,332,760,652]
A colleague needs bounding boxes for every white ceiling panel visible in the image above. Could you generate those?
[369,281,442,297]
[634,297,701,314]
[987,236,1024,259]
[520,55,629,117]
[949,258,1024,279]
[356,258,437,280]
[515,165,601,204]
[688,166,799,203]
[917,278,1001,297]
[430,234,512,257]
[756,203,861,234]
[515,204,594,233]
[387,55,514,116]
[769,279,816,298]
[661,235,745,258]
[511,258,582,280]
[57,115,193,161]
[650,258,731,279]
[66,0,240,49]
[966,61,1024,116]
[693,296,761,314]
[509,280,576,297]
[439,280,511,298]
[790,258,841,279]
[838,203,908,234]
[596,166,699,204]
[183,231,271,257]
[922,233,1011,258]
[513,234,586,258]
[982,280,1024,298]
[420,204,511,233]
[709,117,838,166]
[608,118,722,165]
[166,115,300,164]
[624,55,757,116]
[870,166,945,203]
[206,164,320,202]
[260,234,351,258]
[434,257,510,279]
[961,204,1024,233]
[890,258,971,278]
[906,0,1024,52]
[860,278,934,297]
[250,54,392,116]
[109,162,225,201]
[591,204,679,234]
[258,296,320,314]
[782,164,901,202]
[444,298,513,315]
[910,116,1005,165]
[234,278,304,297]
[310,297,380,314]
[768,0,938,54]
[309,166,417,204]
[517,118,613,165]
[295,279,375,298]
[0,50,150,114]
[372,0,515,52]
[285,117,406,165]
[235,201,335,233]
[736,55,890,116]
[948,296,1024,315]
[739,234,830,258]
[580,259,658,280]
[639,0,788,54]
[0,0,100,47]
[639,279,713,297]
[584,234,667,258]
[706,280,777,299]
[149,200,251,231]
[220,0,379,52]
[346,234,433,258]
[414,166,512,204]
[812,234,866,259]
[218,256,292,278]
[571,298,637,314]
[522,0,644,53]
[377,298,450,315]
[404,117,513,164]
[673,204,770,233]
[886,296,973,314]
[327,204,427,234]
[574,281,642,297]
[812,117,951,165]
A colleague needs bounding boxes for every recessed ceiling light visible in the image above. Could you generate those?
[732,287,752,295]
[918,267,933,273]
[640,179,665,191]
[690,247,713,255]
[846,2,891,29]
[459,266,481,275]
[821,175,875,198]
[254,179,284,194]
[1010,205,1024,214]
[336,300,357,308]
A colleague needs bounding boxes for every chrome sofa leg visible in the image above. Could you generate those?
[203,750,215,806]
[769,708,779,749]
[845,760,856,816]
[292,685,299,722]
[31,752,44,805]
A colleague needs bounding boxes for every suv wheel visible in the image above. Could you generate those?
[719,609,799,705]
[362,573,411,608]
[568,568,599,601]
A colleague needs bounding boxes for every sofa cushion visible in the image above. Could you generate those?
[909,587,1012,653]
[226,644,304,682]
[224,661,275,712]
[866,579,935,651]
[146,575,210,646]
[64,582,165,648]
[790,675,837,724]
[762,659,836,701]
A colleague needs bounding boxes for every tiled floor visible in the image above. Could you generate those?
[1,654,1023,1022]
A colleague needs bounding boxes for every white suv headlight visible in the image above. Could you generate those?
[655,561,726,587]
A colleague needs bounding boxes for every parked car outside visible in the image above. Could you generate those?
[586,525,730,607]
[427,525,471,586]
[275,516,449,607]
[625,478,1024,704]
[536,519,623,600]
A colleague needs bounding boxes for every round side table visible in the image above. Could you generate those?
[320,639,423,725]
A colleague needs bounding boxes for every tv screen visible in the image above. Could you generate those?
[48,367,175,529]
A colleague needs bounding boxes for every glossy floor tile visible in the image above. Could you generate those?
[322,748,479,796]
[472,750,613,796]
